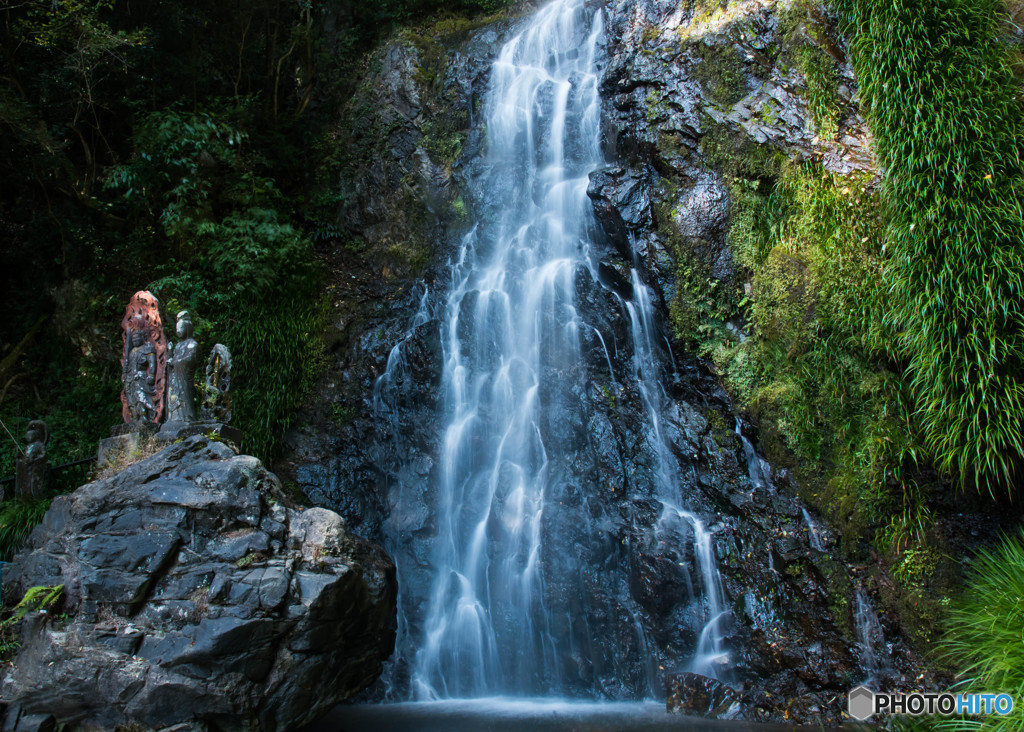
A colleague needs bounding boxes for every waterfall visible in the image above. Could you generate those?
[623,270,731,679]
[410,0,605,699]
[854,586,889,684]
[802,508,824,551]
[735,418,771,492]
[378,0,732,701]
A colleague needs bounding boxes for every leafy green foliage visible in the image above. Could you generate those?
[0,584,65,658]
[0,497,51,563]
[224,297,326,461]
[794,43,839,140]
[940,531,1024,731]
[699,120,782,181]
[103,107,321,461]
[838,0,1024,495]
[0,340,121,487]
[7,584,64,624]
[685,157,924,549]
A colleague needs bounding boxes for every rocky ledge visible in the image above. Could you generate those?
[0,435,397,731]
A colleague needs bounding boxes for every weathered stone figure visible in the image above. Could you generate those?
[15,419,50,499]
[124,327,157,422]
[201,344,233,423]
[119,291,168,425]
[165,311,199,423]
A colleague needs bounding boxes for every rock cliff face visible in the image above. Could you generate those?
[2,436,396,731]
[595,0,875,315]
[276,0,924,723]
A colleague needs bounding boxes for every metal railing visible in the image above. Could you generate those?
[0,456,96,490]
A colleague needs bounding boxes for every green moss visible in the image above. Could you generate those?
[688,152,927,557]
[817,556,855,635]
[690,0,730,20]
[432,17,476,38]
[699,120,782,180]
[689,41,748,107]
[795,44,839,140]
[421,114,467,166]
[773,0,842,139]
[384,238,431,275]
[657,179,736,349]
[329,402,355,426]
[403,30,447,95]
[640,24,661,45]
[644,90,664,123]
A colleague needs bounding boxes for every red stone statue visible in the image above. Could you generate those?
[119,291,168,424]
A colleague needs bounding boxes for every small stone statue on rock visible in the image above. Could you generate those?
[119,291,168,427]
[124,326,157,423]
[201,344,233,424]
[15,419,50,499]
[165,311,199,423]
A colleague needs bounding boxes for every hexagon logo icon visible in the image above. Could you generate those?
[849,686,875,721]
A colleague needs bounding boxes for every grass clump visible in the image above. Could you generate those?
[0,497,51,563]
[837,0,1024,495]
[225,297,327,461]
[941,530,1024,731]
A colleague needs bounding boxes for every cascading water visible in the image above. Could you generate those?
[622,270,730,679]
[802,508,824,552]
[412,0,606,698]
[854,586,890,684]
[377,0,732,701]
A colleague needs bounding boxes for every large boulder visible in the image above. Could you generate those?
[0,435,396,731]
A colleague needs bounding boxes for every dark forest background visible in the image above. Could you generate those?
[0,0,513,474]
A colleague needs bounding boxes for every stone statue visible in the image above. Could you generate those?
[166,311,199,423]
[119,291,167,425]
[15,419,50,499]
[201,344,233,424]
[124,327,157,422]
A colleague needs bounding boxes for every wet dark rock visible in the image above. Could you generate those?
[587,166,654,259]
[666,672,740,718]
[1,436,396,731]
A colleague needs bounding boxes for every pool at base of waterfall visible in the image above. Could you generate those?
[300,700,807,731]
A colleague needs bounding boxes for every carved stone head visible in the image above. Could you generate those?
[176,310,194,340]
[25,419,47,446]
[24,419,48,462]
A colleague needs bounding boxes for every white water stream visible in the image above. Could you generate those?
[375,0,731,700]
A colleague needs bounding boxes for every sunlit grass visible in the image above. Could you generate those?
[937,530,1024,732]
[837,0,1024,495]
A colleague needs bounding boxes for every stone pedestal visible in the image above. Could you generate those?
[15,458,50,500]
[97,423,159,470]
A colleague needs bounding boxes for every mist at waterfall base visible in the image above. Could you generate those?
[304,700,799,732]
[351,0,856,722]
